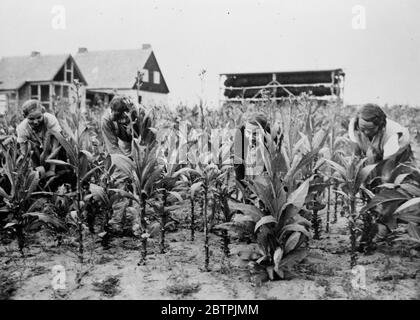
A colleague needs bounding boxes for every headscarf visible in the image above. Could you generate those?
[357,104,387,130]
[109,96,135,113]
[354,104,387,163]
[22,99,44,117]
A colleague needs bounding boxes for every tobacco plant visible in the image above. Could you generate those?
[217,125,315,279]
[0,140,64,254]
[47,80,100,263]
[152,135,191,253]
[110,140,161,265]
[326,155,376,266]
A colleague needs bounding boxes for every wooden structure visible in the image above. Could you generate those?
[0,52,87,113]
[219,69,345,103]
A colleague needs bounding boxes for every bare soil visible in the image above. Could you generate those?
[1,211,419,300]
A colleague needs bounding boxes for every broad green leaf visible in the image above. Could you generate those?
[394,197,420,214]
[331,189,349,199]
[278,248,308,268]
[88,183,109,207]
[228,201,264,222]
[109,188,139,204]
[279,223,311,240]
[394,173,411,185]
[172,167,196,178]
[397,211,420,224]
[376,183,398,189]
[356,163,377,189]
[190,181,202,198]
[81,166,102,183]
[399,184,420,197]
[273,247,284,272]
[80,150,93,161]
[45,159,74,167]
[168,191,183,202]
[244,179,276,218]
[232,214,256,224]
[286,179,310,209]
[22,212,65,229]
[254,215,277,233]
[407,222,420,241]
[49,131,77,165]
[292,214,312,228]
[360,189,408,214]
[110,154,135,178]
[284,231,301,254]
[213,220,254,234]
[313,129,329,150]
[325,159,346,179]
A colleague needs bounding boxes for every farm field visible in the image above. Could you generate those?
[1,214,419,300]
[1,94,420,300]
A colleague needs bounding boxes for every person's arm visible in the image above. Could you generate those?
[102,118,123,154]
[39,115,62,175]
[45,113,62,134]
[43,134,62,176]
[383,133,401,159]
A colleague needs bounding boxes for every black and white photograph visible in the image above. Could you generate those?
[0,0,419,303]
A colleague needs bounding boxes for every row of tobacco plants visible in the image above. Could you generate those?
[0,85,419,280]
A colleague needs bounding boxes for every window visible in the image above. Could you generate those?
[30,84,52,109]
[142,69,149,82]
[64,59,73,83]
[63,86,69,98]
[41,85,50,102]
[153,71,160,84]
[30,85,39,99]
[54,85,61,98]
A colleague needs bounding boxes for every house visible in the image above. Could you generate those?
[74,44,170,108]
[220,69,345,103]
[0,51,87,114]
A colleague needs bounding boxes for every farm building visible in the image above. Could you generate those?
[74,44,170,108]
[220,69,345,103]
[0,52,87,114]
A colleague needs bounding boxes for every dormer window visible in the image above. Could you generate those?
[153,71,160,84]
[142,69,149,82]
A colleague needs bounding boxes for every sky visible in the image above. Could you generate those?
[0,0,419,107]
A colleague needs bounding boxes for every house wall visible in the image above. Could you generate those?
[117,89,168,107]
[0,90,19,114]
[141,90,168,107]
[18,82,87,113]
[18,84,31,108]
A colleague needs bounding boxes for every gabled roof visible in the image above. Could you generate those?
[0,54,71,90]
[74,49,152,90]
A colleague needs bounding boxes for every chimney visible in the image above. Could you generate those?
[142,44,152,50]
[30,51,40,57]
[78,47,88,54]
